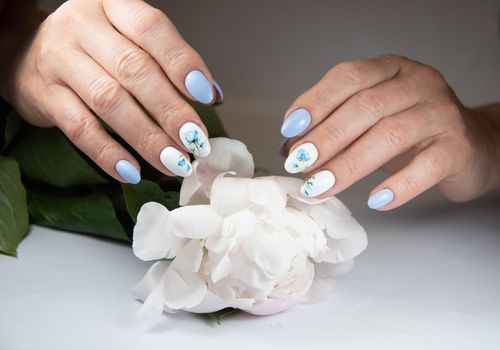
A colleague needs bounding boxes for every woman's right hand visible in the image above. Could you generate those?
[3,0,222,184]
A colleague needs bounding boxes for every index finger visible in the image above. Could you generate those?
[280,55,403,138]
[102,0,217,104]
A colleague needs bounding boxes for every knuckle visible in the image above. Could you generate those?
[355,90,386,120]
[164,47,190,72]
[400,173,420,196]
[378,118,407,148]
[93,139,115,166]
[342,157,361,178]
[137,129,161,150]
[418,64,447,88]
[65,113,90,142]
[333,60,368,87]
[89,78,122,114]
[322,124,344,150]
[131,7,166,35]
[115,48,153,82]
[159,100,191,128]
[421,154,444,179]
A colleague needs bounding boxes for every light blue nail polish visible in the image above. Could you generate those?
[185,70,214,104]
[115,160,141,184]
[280,108,311,138]
[367,188,394,209]
[213,79,224,103]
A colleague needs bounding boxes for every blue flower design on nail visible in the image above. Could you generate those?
[184,128,205,153]
[302,176,315,197]
[176,154,192,174]
[291,148,311,171]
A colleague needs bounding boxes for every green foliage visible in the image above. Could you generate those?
[0,102,223,256]
[0,157,29,255]
[208,308,240,325]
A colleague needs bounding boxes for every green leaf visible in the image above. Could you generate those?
[8,127,107,187]
[122,180,180,223]
[28,191,129,242]
[190,103,228,138]
[208,308,240,325]
[2,110,22,151]
[0,156,29,256]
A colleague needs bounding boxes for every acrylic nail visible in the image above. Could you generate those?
[179,122,211,158]
[160,147,193,177]
[300,170,335,197]
[115,160,141,184]
[213,79,224,103]
[284,142,318,173]
[367,188,394,209]
[184,69,214,104]
[280,108,312,138]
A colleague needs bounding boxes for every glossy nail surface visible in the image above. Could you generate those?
[160,147,193,177]
[213,80,224,103]
[179,122,211,157]
[284,142,318,173]
[300,170,335,197]
[185,70,214,104]
[115,160,141,184]
[367,188,394,209]
[280,108,311,138]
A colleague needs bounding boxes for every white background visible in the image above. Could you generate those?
[2,0,500,349]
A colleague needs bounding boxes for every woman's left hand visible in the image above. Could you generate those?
[280,55,500,210]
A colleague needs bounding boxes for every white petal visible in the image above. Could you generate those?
[132,261,169,317]
[132,202,186,261]
[179,138,254,206]
[242,223,295,278]
[184,291,230,313]
[170,205,223,239]
[315,223,368,263]
[210,175,287,216]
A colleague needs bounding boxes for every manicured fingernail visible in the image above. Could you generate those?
[179,122,211,158]
[115,160,141,184]
[284,142,318,173]
[367,188,394,209]
[279,138,289,158]
[213,80,224,103]
[280,108,311,138]
[160,147,193,177]
[185,69,214,104]
[300,170,335,197]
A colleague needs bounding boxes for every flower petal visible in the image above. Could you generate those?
[170,205,223,239]
[180,138,255,205]
[132,261,170,316]
[163,240,208,310]
[315,223,368,263]
[133,202,186,261]
[210,175,287,216]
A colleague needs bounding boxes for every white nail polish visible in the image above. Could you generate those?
[179,122,211,158]
[160,147,193,177]
[300,170,336,197]
[284,142,318,173]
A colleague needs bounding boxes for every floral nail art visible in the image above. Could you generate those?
[284,143,318,173]
[179,122,211,158]
[177,154,192,174]
[300,170,336,198]
[160,146,193,177]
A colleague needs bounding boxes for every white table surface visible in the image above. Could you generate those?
[1,175,500,350]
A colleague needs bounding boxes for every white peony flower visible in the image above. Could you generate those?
[132,138,367,316]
